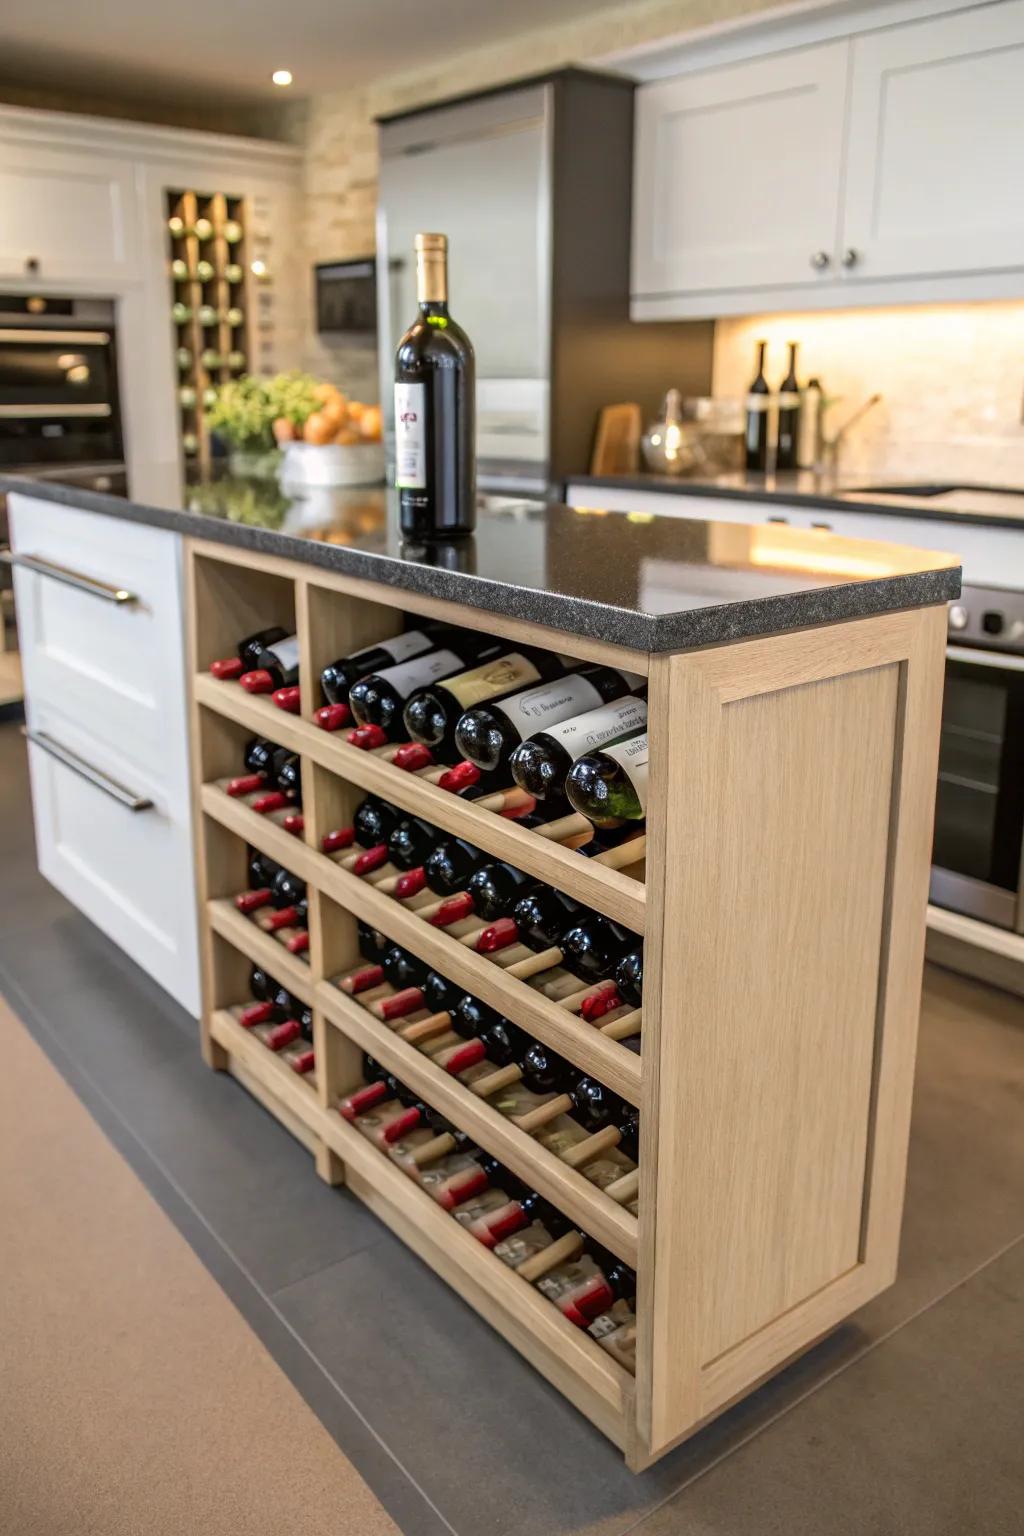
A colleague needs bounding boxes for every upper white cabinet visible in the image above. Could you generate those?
[0,141,141,285]
[632,41,849,296]
[631,0,1024,315]
[842,0,1024,281]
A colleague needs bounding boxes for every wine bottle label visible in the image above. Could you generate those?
[777,391,800,409]
[394,382,426,489]
[541,695,648,761]
[745,394,770,412]
[493,673,604,739]
[379,647,463,698]
[601,732,650,810]
[443,653,542,710]
[350,629,431,666]
[266,636,300,672]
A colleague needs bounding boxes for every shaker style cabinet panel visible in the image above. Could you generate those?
[841,0,1024,281]
[631,42,850,297]
[0,141,141,284]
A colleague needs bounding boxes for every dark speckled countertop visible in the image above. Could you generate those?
[1,468,960,653]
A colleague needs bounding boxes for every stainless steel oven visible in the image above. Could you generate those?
[931,584,1024,931]
[0,295,124,473]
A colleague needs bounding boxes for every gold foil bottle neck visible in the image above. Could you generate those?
[415,232,448,305]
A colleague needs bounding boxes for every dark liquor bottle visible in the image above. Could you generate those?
[348,634,505,732]
[210,626,288,681]
[775,341,801,472]
[404,648,570,757]
[744,339,771,473]
[394,232,476,539]
[454,663,646,775]
[565,729,649,826]
[509,691,648,803]
[238,634,300,695]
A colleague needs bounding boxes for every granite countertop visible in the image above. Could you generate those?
[0,466,960,653]
[571,470,1024,530]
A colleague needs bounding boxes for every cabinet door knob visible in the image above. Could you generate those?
[25,256,40,274]
[810,250,831,270]
[842,248,859,268]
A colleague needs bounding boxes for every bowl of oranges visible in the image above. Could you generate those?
[276,384,384,487]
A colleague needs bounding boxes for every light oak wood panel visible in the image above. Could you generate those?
[190,552,296,675]
[193,672,646,934]
[227,1056,320,1158]
[299,578,404,718]
[318,979,639,1267]
[208,899,313,1006]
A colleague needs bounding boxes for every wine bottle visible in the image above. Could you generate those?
[178,385,196,409]
[223,219,243,243]
[198,304,218,327]
[176,347,192,370]
[466,861,534,922]
[226,307,244,328]
[348,634,505,732]
[234,851,283,913]
[394,232,476,539]
[167,214,187,239]
[454,664,646,776]
[171,301,192,325]
[170,258,189,282]
[565,730,649,826]
[775,341,801,472]
[211,628,289,681]
[227,350,246,371]
[404,649,571,757]
[318,620,457,723]
[196,259,215,283]
[614,947,643,1007]
[194,217,214,242]
[225,263,243,284]
[509,692,648,803]
[238,634,299,694]
[744,339,770,473]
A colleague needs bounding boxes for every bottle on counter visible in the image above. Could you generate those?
[797,377,824,470]
[775,341,801,472]
[348,633,505,733]
[394,232,476,540]
[509,691,648,803]
[565,730,649,826]
[454,664,647,777]
[403,648,571,758]
[744,339,771,473]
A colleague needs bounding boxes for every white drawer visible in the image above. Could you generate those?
[8,493,188,783]
[26,703,199,1016]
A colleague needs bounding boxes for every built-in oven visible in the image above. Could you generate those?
[0,295,124,472]
[931,584,1024,931]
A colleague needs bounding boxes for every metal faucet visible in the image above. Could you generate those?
[819,393,882,475]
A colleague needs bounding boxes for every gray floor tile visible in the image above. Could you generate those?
[631,1238,1024,1536]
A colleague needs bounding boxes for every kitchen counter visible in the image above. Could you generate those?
[571,470,1024,530]
[1,467,960,653]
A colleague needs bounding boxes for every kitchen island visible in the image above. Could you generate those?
[3,469,959,1467]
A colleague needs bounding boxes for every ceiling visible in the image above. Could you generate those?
[0,0,615,107]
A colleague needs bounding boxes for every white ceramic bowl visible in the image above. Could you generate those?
[279,439,385,488]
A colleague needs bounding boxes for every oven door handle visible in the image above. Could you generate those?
[947,645,1024,673]
[0,550,136,605]
[23,729,154,812]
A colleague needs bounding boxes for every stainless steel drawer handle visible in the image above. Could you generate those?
[0,550,136,605]
[23,729,154,811]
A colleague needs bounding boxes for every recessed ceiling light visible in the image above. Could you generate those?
[271,69,293,86]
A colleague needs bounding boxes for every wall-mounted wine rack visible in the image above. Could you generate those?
[185,534,944,1469]
[165,189,254,475]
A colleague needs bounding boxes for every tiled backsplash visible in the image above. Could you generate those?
[712,302,1024,485]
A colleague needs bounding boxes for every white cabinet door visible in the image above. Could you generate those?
[0,141,140,284]
[842,0,1024,281]
[632,41,850,297]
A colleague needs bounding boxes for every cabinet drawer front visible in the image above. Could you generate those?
[26,707,199,1015]
[0,141,139,283]
[632,41,849,297]
[9,494,188,780]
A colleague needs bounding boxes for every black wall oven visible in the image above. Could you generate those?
[931,585,1024,931]
[0,295,124,472]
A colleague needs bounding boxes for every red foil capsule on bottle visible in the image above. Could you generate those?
[338,1080,389,1120]
[347,723,388,750]
[501,794,537,821]
[282,813,305,836]
[392,742,433,771]
[209,656,244,680]
[251,790,288,814]
[226,772,264,797]
[380,1105,425,1143]
[265,1018,302,1050]
[238,1001,276,1028]
[314,702,351,732]
[285,930,310,955]
[475,917,519,954]
[266,905,301,932]
[321,826,356,854]
[288,1047,316,1074]
[437,761,480,792]
[438,1038,487,1075]
[580,985,623,1022]
[464,1198,529,1248]
[394,867,427,899]
[430,892,475,927]
[272,685,302,714]
[340,963,384,995]
[235,887,272,913]
[353,844,389,876]
[432,1163,491,1210]
[238,668,275,695]
[378,986,424,1021]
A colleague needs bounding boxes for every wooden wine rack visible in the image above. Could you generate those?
[185,535,947,1469]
